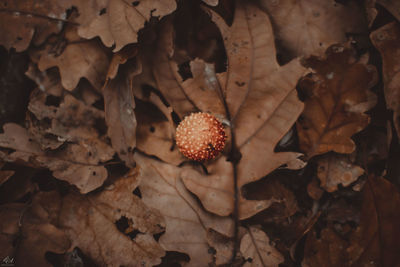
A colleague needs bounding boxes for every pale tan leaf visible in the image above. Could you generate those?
[317,153,364,192]
[134,153,234,266]
[370,22,400,139]
[74,0,177,51]
[60,171,165,266]
[37,26,110,91]
[240,227,284,267]
[182,2,307,219]
[297,45,377,158]
[260,0,366,57]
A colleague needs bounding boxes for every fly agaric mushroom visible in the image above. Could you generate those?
[175,112,226,161]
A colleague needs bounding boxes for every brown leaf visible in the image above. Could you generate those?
[73,0,177,51]
[240,227,284,267]
[260,0,366,57]
[303,227,349,267]
[181,2,307,219]
[59,171,165,266]
[297,45,377,158]
[0,197,70,267]
[104,60,139,167]
[347,175,400,266]
[36,26,110,91]
[376,0,400,22]
[134,153,234,266]
[0,0,71,52]
[0,123,112,193]
[317,153,364,192]
[206,229,234,265]
[370,22,400,139]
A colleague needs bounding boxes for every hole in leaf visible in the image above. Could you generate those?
[132,187,142,198]
[177,61,193,81]
[45,95,62,107]
[99,8,106,15]
[132,1,140,6]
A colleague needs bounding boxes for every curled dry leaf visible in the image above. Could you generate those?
[260,0,366,58]
[36,26,110,91]
[317,153,364,192]
[0,0,70,52]
[370,22,400,139]
[297,45,377,158]
[0,123,112,193]
[240,227,284,267]
[59,171,166,266]
[347,175,400,266]
[104,59,139,167]
[134,153,234,267]
[73,0,177,51]
[0,199,70,267]
[179,2,307,219]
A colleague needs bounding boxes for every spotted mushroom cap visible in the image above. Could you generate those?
[175,112,226,161]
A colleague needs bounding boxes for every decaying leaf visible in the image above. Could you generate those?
[240,227,284,267]
[347,175,400,266]
[59,170,166,266]
[36,26,110,91]
[0,0,71,52]
[0,197,70,267]
[303,227,349,267]
[104,59,139,167]
[73,0,177,51]
[180,2,307,219]
[297,45,377,158]
[370,22,400,139]
[260,0,366,57]
[0,123,112,193]
[134,153,234,266]
[317,153,364,192]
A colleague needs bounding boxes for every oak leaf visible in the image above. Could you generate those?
[0,0,71,52]
[317,153,364,192]
[240,227,284,267]
[297,45,377,158]
[260,0,366,57]
[370,22,400,139]
[73,0,177,51]
[134,153,234,266]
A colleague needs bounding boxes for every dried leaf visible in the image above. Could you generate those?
[0,198,70,267]
[347,175,400,266]
[0,123,112,193]
[317,153,364,192]
[206,229,234,265]
[59,171,165,266]
[303,227,349,267]
[181,2,307,219]
[134,153,234,267]
[297,45,377,158]
[240,227,284,267]
[370,22,400,139]
[260,0,366,57]
[0,0,70,52]
[37,26,110,91]
[104,60,139,167]
[376,0,400,22]
[73,0,177,51]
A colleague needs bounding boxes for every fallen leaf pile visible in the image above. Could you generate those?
[1,0,400,266]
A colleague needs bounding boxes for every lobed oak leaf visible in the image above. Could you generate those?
[370,22,400,139]
[0,0,71,52]
[0,195,70,267]
[36,26,110,91]
[59,170,166,266]
[260,0,366,58]
[179,2,307,219]
[73,0,177,51]
[347,175,400,267]
[240,226,284,267]
[317,153,364,192]
[297,45,377,158]
[134,153,234,266]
